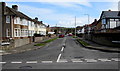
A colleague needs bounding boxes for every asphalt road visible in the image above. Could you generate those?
[1,36,120,69]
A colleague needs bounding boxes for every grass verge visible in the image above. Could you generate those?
[73,36,77,38]
[34,37,58,46]
[77,39,89,46]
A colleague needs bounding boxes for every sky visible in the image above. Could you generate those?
[1,0,119,27]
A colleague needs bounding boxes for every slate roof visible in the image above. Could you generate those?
[100,11,120,19]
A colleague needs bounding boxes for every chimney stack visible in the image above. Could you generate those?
[108,9,111,11]
[12,5,18,10]
[35,17,38,21]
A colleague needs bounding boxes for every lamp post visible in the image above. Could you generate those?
[84,14,90,34]
[75,16,76,37]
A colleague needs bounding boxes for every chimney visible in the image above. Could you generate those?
[94,19,97,22]
[108,9,111,11]
[40,21,43,24]
[35,17,38,21]
[12,5,18,10]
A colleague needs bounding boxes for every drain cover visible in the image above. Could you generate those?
[19,66,32,69]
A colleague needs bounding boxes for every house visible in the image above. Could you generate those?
[1,3,34,47]
[76,26,84,34]
[100,10,120,33]
[83,10,120,47]
[0,2,47,47]
[34,17,46,36]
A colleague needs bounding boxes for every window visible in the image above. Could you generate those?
[6,16,10,23]
[116,21,120,27]
[102,19,106,24]
[14,28,20,37]
[6,29,10,37]
[14,17,20,24]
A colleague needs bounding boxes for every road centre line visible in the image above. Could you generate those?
[61,47,64,52]
[57,54,62,62]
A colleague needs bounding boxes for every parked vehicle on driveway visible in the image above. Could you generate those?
[59,34,64,38]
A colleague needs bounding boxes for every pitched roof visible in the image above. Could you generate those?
[100,11,120,19]
[5,6,33,21]
[5,6,47,27]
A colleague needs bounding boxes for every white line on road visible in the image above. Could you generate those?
[11,61,22,64]
[71,59,83,63]
[111,58,120,61]
[58,60,68,63]
[85,59,97,62]
[41,61,53,63]
[98,58,111,62]
[26,61,38,64]
[0,62,6,64]
[72,60,83,63]
[61,47,64,52]
[57,54,62,62]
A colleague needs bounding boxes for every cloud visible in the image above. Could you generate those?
[3,0,120,2]
[57,16,98,27]
[6,2,99,27]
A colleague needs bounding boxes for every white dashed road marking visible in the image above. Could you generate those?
[58,59,68,63]
[11,62,22,64]
[1,58,119,64]
[26,61,38,64]
[71,59,83,63]
[41,61,53,63]
[85,59,97,62]
[57,54,62,62]
[61,47,64,52]
[98,58,111,62]
[111,58,120,61]
[0,62,6,64]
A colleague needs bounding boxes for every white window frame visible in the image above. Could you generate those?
[6,16,10,23]
[6,28,10,37]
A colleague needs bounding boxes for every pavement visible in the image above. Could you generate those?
[1,36,119,70]
[0,37,57,56]
[77,38,120,53]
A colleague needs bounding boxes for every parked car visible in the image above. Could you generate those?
[68,33,73,36]
[59,34,64,38]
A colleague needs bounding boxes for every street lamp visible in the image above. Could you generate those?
[84,14,90,34]
[75,16,76,37]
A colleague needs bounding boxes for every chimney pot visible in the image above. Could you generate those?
[35,17,38,21]
[12,5,18,10]
[108,9,111,11]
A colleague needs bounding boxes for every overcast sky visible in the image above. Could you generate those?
[1,0,119,27]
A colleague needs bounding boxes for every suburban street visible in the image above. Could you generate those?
[1,36,119,69]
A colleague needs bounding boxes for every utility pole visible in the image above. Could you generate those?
[75,16,76,37]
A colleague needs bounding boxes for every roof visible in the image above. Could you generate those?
[5,6,47,27]
[5,6,33,21]
[100,11,120,19]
